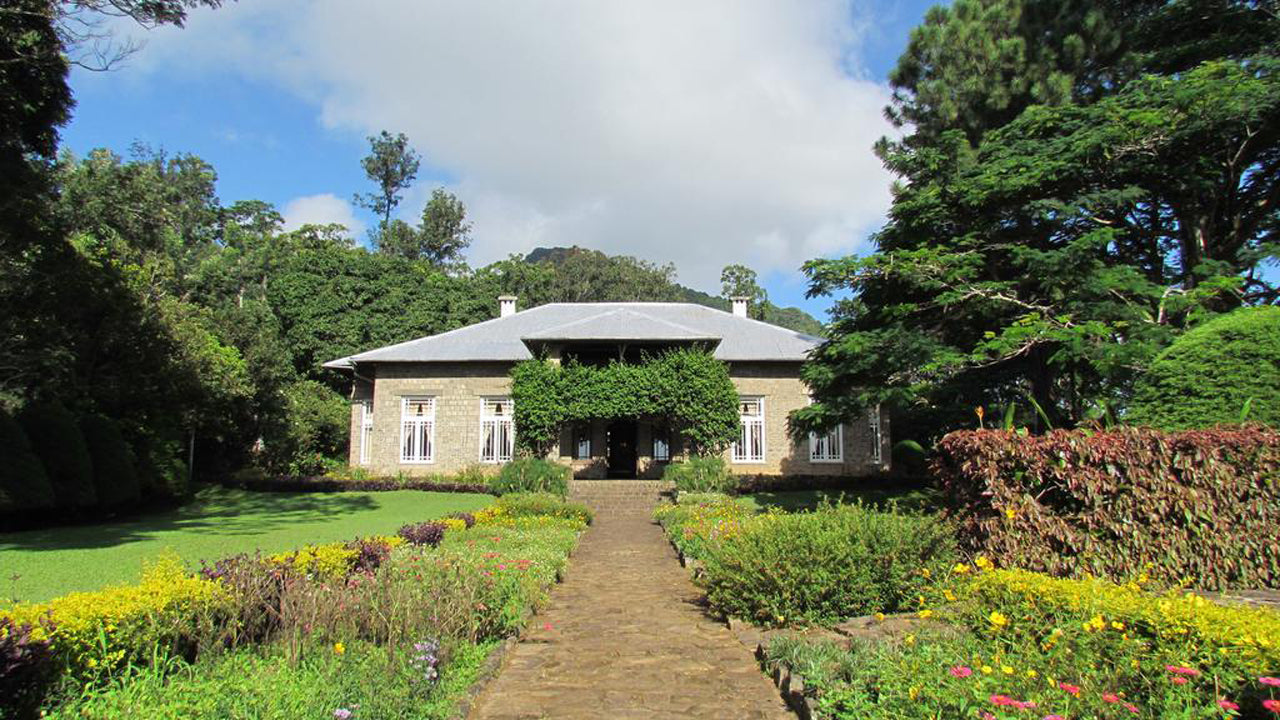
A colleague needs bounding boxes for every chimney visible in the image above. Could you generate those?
[731,296,749,318]
[499,295,517,318]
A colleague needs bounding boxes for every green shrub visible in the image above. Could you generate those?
[18,402,96,509]
[262,380,349,475]
[79,415,140,510]
[662,455,737,493]
[652,494,749,560]
[1129,305,1280,429]
[699,503,957,626]
[489,457,570,496]
[492,492,593,526]
[135,436,189,500]
[0,409,55,514]
[933,426,1280,588]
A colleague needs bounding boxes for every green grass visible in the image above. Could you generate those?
[0,486,491,604]
[737,487,938,514]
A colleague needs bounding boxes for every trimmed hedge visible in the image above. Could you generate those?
[1129,305,1280,430]
[933,426,1280,589]
[79,415,140,510]
[221,475,491,495]
[0,410,55,515]
[18,402,96,509]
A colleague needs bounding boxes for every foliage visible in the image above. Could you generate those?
[769,563,1280,719]
[489,457,571,497]
[398,521,447,547]
[652,493,750,561]
[0,616,56,720]
[355,130,420,230]
[266,542,360,582]
[1129,306,1280,430]
[663,456,736,493]
[720,264,768,320]
[261,379,349,475]
[18,402,96,510]
[697,504,957,626]
[511,347,740,457]
[0,409,55,515]
[78,415,140,510]
[798,1,1280,442]
[2,554,233,684]
[490,492,593,527]
[933,426,1280,589]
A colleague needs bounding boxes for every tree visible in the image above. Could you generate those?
[720,264,768,320]
[1128,306,1280,430]
[19,401,95,509]
[795,0,1280,442]
[0,409,55,514]
[355,130,420,240]
[418,188,471,269]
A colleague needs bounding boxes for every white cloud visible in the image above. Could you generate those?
[281,193,366,237]
[129,1,895,291]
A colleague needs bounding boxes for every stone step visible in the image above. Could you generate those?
[568,481,673,514]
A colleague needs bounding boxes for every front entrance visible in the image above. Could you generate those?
[605,420,637,478]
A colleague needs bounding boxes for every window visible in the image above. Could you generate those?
[400,396,435,463]
[574,425,592,459]
[809,424,842,463]
[652,428,670,462]
[732,397,766,463]
[480,397,514,463]
[868,405,883,465]
[358,400,374,465]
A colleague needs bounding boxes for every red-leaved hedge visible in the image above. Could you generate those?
[933,426,1280,590]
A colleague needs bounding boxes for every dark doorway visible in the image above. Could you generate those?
[606,420,637,478]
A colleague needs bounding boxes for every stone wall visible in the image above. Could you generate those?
[347,360,890,478]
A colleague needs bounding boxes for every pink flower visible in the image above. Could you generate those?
[1171,676,1189,685]
[1263,698,1280,713]
[950,665,973,678]
[981,714,996,720]
[1059,682,1081,696]
[991,695,1019,706]
[543,622,554,631]
[1165,665,1201,677]
[1043,716,1066,720]
[1261,677,1280,687]
[1218,699,1240,711]
[1102,693,1121,704]
[1124,703,1139,714]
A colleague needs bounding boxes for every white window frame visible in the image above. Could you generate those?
[358,400,374,465]
[809,424,843,463]
[868,405,883,465]
[479,397,514,464]
[732,396,766,464]
[399,396,436,464]
[652,428,670,462]
[574,425,592,459]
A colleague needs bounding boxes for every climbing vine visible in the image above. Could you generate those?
[510,348,740,457]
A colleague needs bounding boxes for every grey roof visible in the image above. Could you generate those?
[323,302,822,368]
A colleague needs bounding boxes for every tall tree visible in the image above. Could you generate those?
[795,0,1280,442]
[720,264,768,320]
[418,187,471,269]
[355,130,420,238]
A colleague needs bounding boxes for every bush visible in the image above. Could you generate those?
[398,521,447,547]
[0,617,56,720]
[699,503,957,626]
[262,380,349,475]
[18,402,96,509]
[489,457,570,496]
[79,415,140,510]
[652,494,749,560]
[135,435,189,500]
[933,426,1280,589]
[662,455,737,493]
[1129,306,1280,430]
[489,492,593,526]
[0,410,55,516]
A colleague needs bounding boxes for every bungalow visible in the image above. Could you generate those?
[324,296,889,479]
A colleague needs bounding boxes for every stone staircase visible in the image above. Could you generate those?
[568,480,674,517]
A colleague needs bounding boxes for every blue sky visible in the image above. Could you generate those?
[63,1,943,319]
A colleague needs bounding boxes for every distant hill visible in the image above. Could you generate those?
[522,246,824,336]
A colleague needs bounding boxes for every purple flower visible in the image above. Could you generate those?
[334,709,352,720]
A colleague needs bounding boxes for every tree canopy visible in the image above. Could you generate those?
[796,0,1280,442]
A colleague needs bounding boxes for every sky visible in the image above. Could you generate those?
[62,0,943,319]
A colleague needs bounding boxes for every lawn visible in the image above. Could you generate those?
[0,486,491,604]
[737,486,938,514]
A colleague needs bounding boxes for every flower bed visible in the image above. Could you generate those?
[0,493,588,719]
[764,565,1280,719]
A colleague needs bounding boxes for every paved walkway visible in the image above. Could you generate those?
[467,509,793,719]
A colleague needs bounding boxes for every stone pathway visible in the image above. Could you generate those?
[467,499,793,719]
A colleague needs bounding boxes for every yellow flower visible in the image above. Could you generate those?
[953,563,971,575]
[975,555,993,571]
[981,665,993,675]
[944,589,957,602]
[874,612,886,622]
[920,567,932,579]
[904,634,916,646]
[918,609,934,619]
[988,611,1009,629]
[1025,669,1038,678]
[1003,506,1016,519]
[1001,665,1014,675]
[1111,621,1125,630]
[909,686,920,700]
[334,642,345,655]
